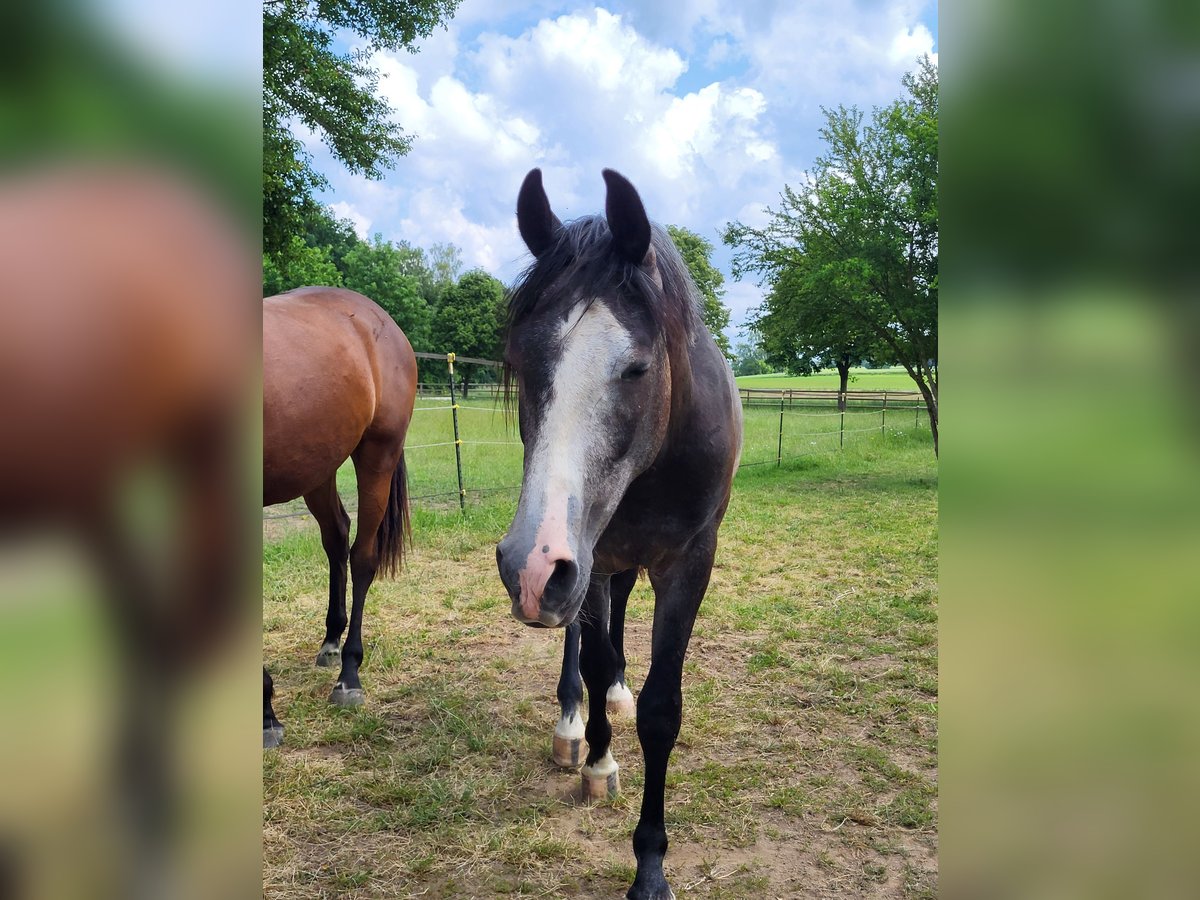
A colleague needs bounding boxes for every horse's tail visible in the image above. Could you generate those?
[375,451,411,578]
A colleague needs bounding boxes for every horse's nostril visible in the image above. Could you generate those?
[545,558,578,597]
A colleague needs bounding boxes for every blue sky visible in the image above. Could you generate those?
[304,0,938,343]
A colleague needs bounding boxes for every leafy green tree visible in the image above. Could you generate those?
[725,58,938,453]
[341,235,432,348]
[755,267,894,409]
[732,340,772,377]
[431,270,505,396]
[303,209,361,272]
[263,0,461,259]
[667,225,734,361]
[262,236,342,296]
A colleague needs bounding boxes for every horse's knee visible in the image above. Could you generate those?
[636,690,682,747]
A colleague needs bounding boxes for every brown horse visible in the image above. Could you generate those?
[262,287,417,748]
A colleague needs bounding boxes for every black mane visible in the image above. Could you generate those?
[507,215,698,340]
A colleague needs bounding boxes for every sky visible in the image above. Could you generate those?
[305,0,938,343]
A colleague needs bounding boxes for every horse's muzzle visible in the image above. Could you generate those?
[496,541,586,628]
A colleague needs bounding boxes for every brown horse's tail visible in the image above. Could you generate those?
[375,451,411,578]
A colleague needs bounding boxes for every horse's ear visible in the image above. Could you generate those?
[602,169,652,266]
[517,168,561,258]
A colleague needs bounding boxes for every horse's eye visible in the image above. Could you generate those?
[620,363,649,381]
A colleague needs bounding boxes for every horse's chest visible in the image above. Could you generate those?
[595,474,716,569]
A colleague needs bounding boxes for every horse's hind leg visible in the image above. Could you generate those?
[606,568,638,717]
[330,438,398,707]
[263,668,284,748]
[553,620,584,767]
[304,477,350,668]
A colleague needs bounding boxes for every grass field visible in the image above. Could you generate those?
[263,401,938,898]
[736,367,917,393]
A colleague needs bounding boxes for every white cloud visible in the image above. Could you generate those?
[888,24,936,66]
[328,201,371,240]
[332,7,788,281]
[731,0,937,108]
[312,0,935,290]
[397,188,525,275]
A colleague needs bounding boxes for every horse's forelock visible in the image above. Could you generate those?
[503,217,700,431]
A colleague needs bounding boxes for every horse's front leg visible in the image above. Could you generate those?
[553,619,584,767]
[628,533,717,900]
[577,574,622,800]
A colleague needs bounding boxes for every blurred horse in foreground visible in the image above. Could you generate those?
[0,165,255,899]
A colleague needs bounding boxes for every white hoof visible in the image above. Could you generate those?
[553,711,585,768]
[606,681,636,717]
[553,735,583,768]
[581,752,619,801]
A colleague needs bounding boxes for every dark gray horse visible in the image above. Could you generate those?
[497,168,742,900]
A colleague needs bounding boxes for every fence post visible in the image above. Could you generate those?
[840,406,845,448]
[777,394,784,467]
[882,391,888,437]
[446,353,466,512]
[915,401,920,429]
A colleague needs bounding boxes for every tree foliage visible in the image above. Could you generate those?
[262,236,341,297]
[341,235,432,348]
[261,205,468,357]
[667,225,734,361]
[432,270,505,357]
[263,0,461,258]
[731,340,772,377]
[431,270,506,395]
[725,58,938,451]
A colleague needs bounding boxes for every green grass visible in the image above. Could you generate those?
[265,393,930,522]
[737,366,917,392]
[263,404,937,898]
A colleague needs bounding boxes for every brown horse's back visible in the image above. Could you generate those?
[263,287,416,507]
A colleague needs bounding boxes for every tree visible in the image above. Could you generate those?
[755,266,893,409]
[667,225,734,361]
[725,58,938,453]
[262,236,342,296]
[263,0,462,259]
[731,340,772,377]
[430,270,506,396]
[341,235,432,349]
[303,209,362,272]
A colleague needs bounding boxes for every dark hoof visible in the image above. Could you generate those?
[315,644,340,667]
[330,684,365,707]
[263,725,285,749]
[627,882,675,900]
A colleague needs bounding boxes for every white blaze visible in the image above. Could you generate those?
[517,301,632,615]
